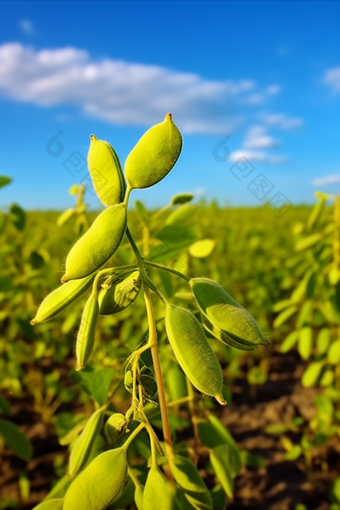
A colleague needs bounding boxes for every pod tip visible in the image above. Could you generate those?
[61,275,68,283]
[216,395,227,406]
[165,112,172,121]
[76,363,84,372]
[30,319,37,326]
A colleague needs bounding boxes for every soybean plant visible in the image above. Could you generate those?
[32,113,268,510]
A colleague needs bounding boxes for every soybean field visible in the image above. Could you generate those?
[0,182,339,510]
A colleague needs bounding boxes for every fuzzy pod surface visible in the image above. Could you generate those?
[76,293,99,370]
[124,113,182,190]
[63,447,128,510]
[87,135,126,207]
[190,278,268,347]
[143,466,177,510]
[165,304,226,405]
[31,273,95,325]
[62,203,127,282]
[32,500,64,510]
[68,406,106,476]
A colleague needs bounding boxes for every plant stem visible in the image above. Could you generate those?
[122,422,145,451]
[143,281,174,477]
[143,260,190,282]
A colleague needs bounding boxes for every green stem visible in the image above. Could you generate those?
[122,422,145,451]
[143,260,190,282]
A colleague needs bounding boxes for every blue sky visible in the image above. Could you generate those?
[0,0,339,210]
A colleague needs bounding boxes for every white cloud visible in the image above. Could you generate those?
[312,174,340,186]
[243,125,279,149]
[0,42,285,135]
[230,150,287,164]
[19,19,34,36]
[229,125,286,164]
[323,66,340,93]
[260,112,303,130]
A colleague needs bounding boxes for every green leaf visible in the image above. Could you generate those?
[295,233,323,251]
[0,395,11,415]
[301,362,324,388]
[317,328,330,355]
[166,204,197,226]
[296,300,313,328]
[156,225,198,245]
[281,331,299,353]
[328,340,340,365]
[188,240,216,258]
[210,445,234,498]
[0,418,33,459]
[0,175,12,189]
[240,450,266,468]
[72,366,114,405]
[298,327,313,360]
[135,200,148,219]
[171,193,194,205]
[284,445,302,461]
[173,455,213,510]
[331,477,340,503]
[198,415,241,477]
[273,306,298,328]
[9,203,25,231]
[247,366,267,386]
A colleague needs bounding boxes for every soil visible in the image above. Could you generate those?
[1,348,339,510]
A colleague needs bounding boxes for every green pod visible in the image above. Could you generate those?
[105,413,127,442]
[61,203,127,282]
[124,113,182,190]
[32,499,64,510]
[173,455,213,510]
[68,405,106,476]
[63,447,128,510]
[201,314,255,352]
[76,292,99,370]
[87,135,126,207]
[98,271,141,315]
[165,304,226,405]
[57,208,75,227]
[143,466,177,510]
[190,278,268,347]
[31,273,96,325]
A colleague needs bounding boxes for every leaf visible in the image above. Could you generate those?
[0,175,12,189]
[328,340,340,365]
[296,300,313,328]
[171,193,194,205]
[166,204,197,226]
[0,418,33,459]
[298,327,313,360]
[210,445,234,498]
[72,367,115,405]
[0,395,11,415]
[189,240,216,258]
[10,203,25,231]
[317,328,330,355]
[173,455,212,510]
[198,415,241,477]
[156,225,198,246]
[284,445,302,461]
[240,450,266,468]
[247,366,267,386]
[301,362,324,388]
[295,233,323,251]
[273,306,298,328]
[135,200,148,219]
[281,331,299,353]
